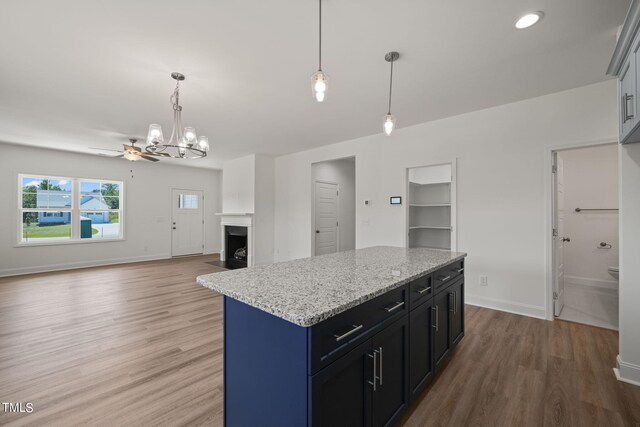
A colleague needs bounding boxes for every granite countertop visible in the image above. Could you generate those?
[197,246,466,327]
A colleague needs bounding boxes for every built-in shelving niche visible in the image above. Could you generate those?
[407,163,456,250]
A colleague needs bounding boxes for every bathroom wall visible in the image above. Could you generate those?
[559,144,618,289]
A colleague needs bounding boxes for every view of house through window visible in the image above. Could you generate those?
[20,175,123,243]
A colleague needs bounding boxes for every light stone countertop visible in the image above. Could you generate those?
[197,246,466,327]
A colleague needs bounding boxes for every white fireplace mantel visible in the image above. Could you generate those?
[216,213,254,267]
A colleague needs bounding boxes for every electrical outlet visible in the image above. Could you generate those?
[479,275,488,286]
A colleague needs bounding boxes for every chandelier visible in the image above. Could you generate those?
[145,72,210,159]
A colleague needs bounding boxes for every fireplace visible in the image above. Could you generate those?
[225,226,248,269]
[214,213,253,269]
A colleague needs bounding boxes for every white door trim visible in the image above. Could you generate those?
[171,188,205,257]
[312,179,339,256]
[543,138,618,321]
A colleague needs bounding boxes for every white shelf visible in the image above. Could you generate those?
[409,181,451,186]
[409,226,452,230]
[409,204,451,207]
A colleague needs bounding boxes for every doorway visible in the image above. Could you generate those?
[551,144,619,330]
[171,189,204,257]
[311,157,356,256]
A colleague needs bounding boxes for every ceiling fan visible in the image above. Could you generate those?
[89,139,168,162]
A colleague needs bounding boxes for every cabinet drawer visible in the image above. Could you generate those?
[433,259,464,294]
[409,274,433,309]
[309,285,408,374]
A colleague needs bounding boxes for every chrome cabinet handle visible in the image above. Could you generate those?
[438,275,451,282]
[453,291,457,315]
[623,94,628,123]
[378,347,383,386]
[417,286,431,294]
[432,306,439,331]
[625,93,635,122]
[456,268,464,274]
[368,350,378,391]
[449,293,455,312]
[384,301,405,313]
[333,324,363,342]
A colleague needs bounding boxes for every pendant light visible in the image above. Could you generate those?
[311,0,328,102]
[383,51,399,136]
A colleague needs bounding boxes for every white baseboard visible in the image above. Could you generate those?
[614,355,640,387]
[0,253,172,277]
[565,275,618,290]
[465,294,547,320]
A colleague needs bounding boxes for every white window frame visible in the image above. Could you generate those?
[17,174,125,246]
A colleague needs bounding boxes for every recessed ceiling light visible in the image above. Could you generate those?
[515,11,544,29]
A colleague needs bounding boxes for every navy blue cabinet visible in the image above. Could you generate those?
[222,260,464,427]
[310,340,372,427]
[310,316,409,427]
[408,298,434,400]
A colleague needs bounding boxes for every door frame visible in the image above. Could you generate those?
[544,138,617,320]
[170,187,205,257]
[311,179,340,256]
[404,159,457,250]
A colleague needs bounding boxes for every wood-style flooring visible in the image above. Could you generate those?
[0,256,639,426]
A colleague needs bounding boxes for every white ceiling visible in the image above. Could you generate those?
[0,0,630,169]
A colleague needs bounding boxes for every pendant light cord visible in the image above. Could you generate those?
[318,0,322,71]
[388,58,394,115]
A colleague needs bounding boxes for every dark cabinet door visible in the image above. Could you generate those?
[433,290,451,371]
[450,280,464,346]
[310,339,373,427]
[408,300,434,401]
[371,316,409,427]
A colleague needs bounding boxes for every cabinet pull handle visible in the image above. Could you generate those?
[625,93,635,122]
[378,347,383,386]
[438,275,451,282]
[449,293,455,312]
[432,306,439,331]
[368,350,378,391]
[417,286,431,294]
[623,94,628,123]
[384,301,405,312]
[453,291,458,314]
[457,268,464,274]
[334,324,363,342]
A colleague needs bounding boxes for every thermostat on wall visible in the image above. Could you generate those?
[390,196,402,205]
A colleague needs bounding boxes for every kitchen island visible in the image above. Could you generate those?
[197,246,466,427]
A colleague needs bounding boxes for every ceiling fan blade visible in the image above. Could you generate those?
[141,155,160,162]
[89,147,124,153]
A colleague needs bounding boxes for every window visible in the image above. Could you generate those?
[19,175,123,244]
[178,194,198,209]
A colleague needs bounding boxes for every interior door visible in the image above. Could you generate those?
[315,181,338,255]
[171,189,204,256]
[552,153,566,316]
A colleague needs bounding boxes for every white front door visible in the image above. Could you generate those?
[314,181,338,256]
[553,154,566,316]
[171,189,204,257]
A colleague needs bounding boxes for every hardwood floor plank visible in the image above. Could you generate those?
[1,257,639,426]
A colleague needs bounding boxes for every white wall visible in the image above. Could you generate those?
[221,153,275,265]
[222,154,255,213]
[559,145,619,289]
[618,142,640,385]
[312,158,356,252]
[254,154,275,265]
[274,80,618,319]
[0,143,222,276]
